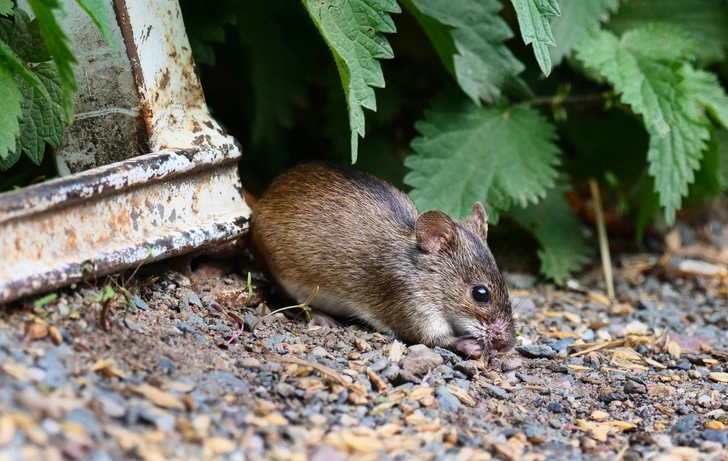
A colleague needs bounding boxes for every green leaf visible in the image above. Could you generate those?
[575,25,710,226]
[401,0,524,104]
[26,0,77,123]
[687,127,723,205]
[718,128,728,191]
[17,63,65,164]
[508,184,590,284]
[680,65,728,130]
[404,92,560,221]
[549,0,618,67]
[73,0,116,51]
[302,0,400,163]
[180,0,237,66]
[509,0,560,76]
[0,0,13,16]
[33,292,57,307]
[0,36,53,106]
[0,63,22,160]
[608,0,728,66]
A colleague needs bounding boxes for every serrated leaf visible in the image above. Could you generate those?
[73,0,116,51]
[26,0,77,123]
[0,36,53,106]
[402,0,524,104]
[404,92,560,221]
[302,0,400,163]
[549,0,618,67]
[17,63,64,164]
[608,0,728,66]
[687,127,722,205]
[717,128,728,191]
[510,0,560,76]
[508,184,590,284]
[0,63,22,160]
[575,25,710,225]
[0,0,13,16]
[680,65,728,130]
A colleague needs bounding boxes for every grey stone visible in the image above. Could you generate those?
[486,385,509,400]
[244,314,260,332]
[401,344,444,375]
[133,295,148,311]
[124,317,143,332]
[624,381,647,394]
[311,346,328,358]
[547,402,564,413]
[96,392,126,418]
[276,383,296,398]
[158,358,175,375]
[37,351,68,389]
[209,323,233,333]
[65,407,101,440]
[454,361,478,378]
[702,429,728,445]
[672,414,699,433]
[370,357,389,372]
[436,385,461,412]
[516,345,557,359]
[186,314,205,326]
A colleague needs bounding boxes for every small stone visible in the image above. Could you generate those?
[624,381,647,394]
[550,337,575,352]
[486,385,509,400]
[310,346,328,358]
[237,358,261,368]
[516,345,557,359]
[124,318,142,332]
[547,402,564,413]
[244,314,260,332]
[698,394,712,407]
[369,358,388,372]
[65,408,101,440]
[436,385,461,412]
[276,383,295,398]
[187,314,205,326]
[501,357,523,371]
[380,365,400,382]
[209,323,232,333]
[523,425,545,443]
[158,358,175,375]
[702,429,728,445]
[96,393,126,418]
[580,329,595,342]
[672,414,699,433]
[401,345,444,375]
[700,441,724,453]
[688,370,702,379]
[454,361,478,378]
[598,392,624,403]
[133,295,148,311]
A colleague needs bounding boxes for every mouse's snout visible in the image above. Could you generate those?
[455,317,516,357]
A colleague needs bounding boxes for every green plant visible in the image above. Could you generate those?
[0,0,115,172]
[182,0,728,284]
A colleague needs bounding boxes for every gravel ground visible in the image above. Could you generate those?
[1,223,728,461]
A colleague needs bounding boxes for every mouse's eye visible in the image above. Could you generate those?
[471,286,490,303]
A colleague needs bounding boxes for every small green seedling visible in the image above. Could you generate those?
[33,293,57,308]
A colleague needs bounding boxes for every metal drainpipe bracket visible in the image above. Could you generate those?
[0,0,250,305]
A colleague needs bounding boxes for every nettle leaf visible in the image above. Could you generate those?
[687,128,722,205]
[508,184,590,284]
[74,0,116,51]
[549,0,618,67]
[680,65,728,130]
[17,63,64,165]
[0,0,13,16]
[608,0,728,66]
[717,128,728,191]
[302,0,399,163]
[26,0,77,123]
[404,92,560,221]
[509,0,560,76]
[402,0,523,104]
[0,63,22,160]
[0,35,53,107]
[575,25,710,226]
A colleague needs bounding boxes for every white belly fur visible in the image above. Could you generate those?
[278,279,394,335]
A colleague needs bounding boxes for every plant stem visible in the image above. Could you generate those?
[589,178,615,300]
[515,92,607,109]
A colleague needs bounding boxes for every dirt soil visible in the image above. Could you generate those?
[1,218,728,461]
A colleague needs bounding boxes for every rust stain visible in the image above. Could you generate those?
[158,69,170,90]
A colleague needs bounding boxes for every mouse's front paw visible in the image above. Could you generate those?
[308,313,341,331]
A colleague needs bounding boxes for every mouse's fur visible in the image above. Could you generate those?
[250,163,516,356]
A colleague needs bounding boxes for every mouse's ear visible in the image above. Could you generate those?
[416,211,456,254]
[467,202,488,239]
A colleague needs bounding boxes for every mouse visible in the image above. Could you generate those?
[250,162,516,356]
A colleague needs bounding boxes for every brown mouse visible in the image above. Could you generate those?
[250,162,516,356]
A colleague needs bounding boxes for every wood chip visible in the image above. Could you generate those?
[588,291,611,306]
[666,340,681,359]
[408,387,433,401]
[130,385,185,410]
[26,320,49,340]
[446,384,475,406]
[162,380,195,393]
[590,410,609,422]
[0,415,15,446]
[355,338,371,352]
[705,421,725,430]
[204,436,236,455]
[48,325,63,345]
[2,363,29,381]
[266,355,366,397]
[91,358,127,379]
[366,368,387,393]
[708,372,728,383]
[389,341,405,362]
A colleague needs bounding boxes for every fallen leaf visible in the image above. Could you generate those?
[367,368,387,393]
[666,340,681,359]
[130,385,184,410]
[446,385,475,406]
[389,341,405,362]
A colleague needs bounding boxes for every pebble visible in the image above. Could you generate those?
[550,337,574,352]
[369,357,388,372]
[697,394,712,407]
[624,381,647,394]
[547,402,564,413]
[133,295,148,311]
[598,392,624,403]
[435,385,461,412]
[501,357,523,371]
[65,407,101,440]
[401,345,444,375]
[276,383,295,398]
[702,429,728,445]
[672,414,699,433]
[244,314,260,332]
[96,393,126,418]
[454,361,478,378]
[486,385,509,400]
[158,358,175,375]
[124,318,143,332]
[516,345,557,359]
[310,346,328,358]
